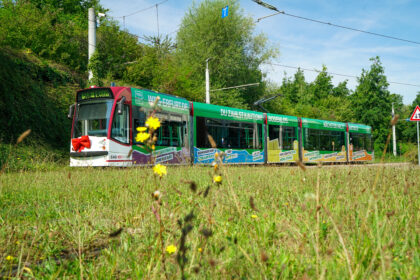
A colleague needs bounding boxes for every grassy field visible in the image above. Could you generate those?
[0,164,418,279]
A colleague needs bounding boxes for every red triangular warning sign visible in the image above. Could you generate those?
[410,105,420,121]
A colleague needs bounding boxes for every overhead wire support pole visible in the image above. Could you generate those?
[88,7,96,82]
[392,103,397,156]
[417,121,420,166]
[205,58,211,104]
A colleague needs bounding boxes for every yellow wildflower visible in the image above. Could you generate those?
[146,117,161,130]
[153,164,167,177]
[6,255,14,261]
[213,175,222,184]
[198,247,203,253]
[136,127,147,132]
[251,214,258,219]
[136,132,150,143]
[166,244,177,254]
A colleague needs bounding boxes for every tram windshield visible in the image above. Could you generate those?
[73,100,113,138]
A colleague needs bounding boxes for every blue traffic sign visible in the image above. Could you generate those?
[222,5,229,18]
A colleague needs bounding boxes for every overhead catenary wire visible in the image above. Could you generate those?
[253,2,420,45]
[114,0,168,18]
[98,1,420,90]
[264,62,420,88]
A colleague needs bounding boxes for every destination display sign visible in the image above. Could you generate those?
[77,88,113,102]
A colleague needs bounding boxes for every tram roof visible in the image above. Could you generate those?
[347,123,372,134]
[193,102,264,123]
[301,117,346,131]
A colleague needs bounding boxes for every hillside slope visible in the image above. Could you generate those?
[0,48,84,146]
[0,48,84,169]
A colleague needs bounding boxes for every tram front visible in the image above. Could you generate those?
[69,87,132,167]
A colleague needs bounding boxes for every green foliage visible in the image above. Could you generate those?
[123,36,176,91]
[95,20,143,80]
[174,0,277,106]
[0,0,102,71]
[87,50,104,86]
[401,142,418,163]
[264,67,354,122]
[351,57,393,153]
[0,47,81,148]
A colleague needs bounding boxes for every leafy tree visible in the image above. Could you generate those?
[174,0,277,107]
[123,35,175,90]
[307,67,354,121]
[95,20,143,81]
[0,0,106,72]
[351,57,395,152]
[282,69,307,105]
[309,66,333,101]
[267,67,353,122]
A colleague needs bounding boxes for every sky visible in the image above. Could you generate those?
[100,0,420,105]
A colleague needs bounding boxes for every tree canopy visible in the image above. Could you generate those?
[174,0,277,107]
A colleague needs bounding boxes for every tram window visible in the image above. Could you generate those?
[365,134,372,152]
[268,125,296,150]
[304,128,345,151]
[111,104,130,144]
[196,117,262,149]
[196,117,208,147]
[132,108,147,135]
[74,101,113,138]
[155,115,185,147]
[133,109,186,147]
[350,133,372,152]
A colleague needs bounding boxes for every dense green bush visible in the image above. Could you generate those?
[0,48,82,148]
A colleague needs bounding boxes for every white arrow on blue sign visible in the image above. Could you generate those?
[222,5,229,18]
